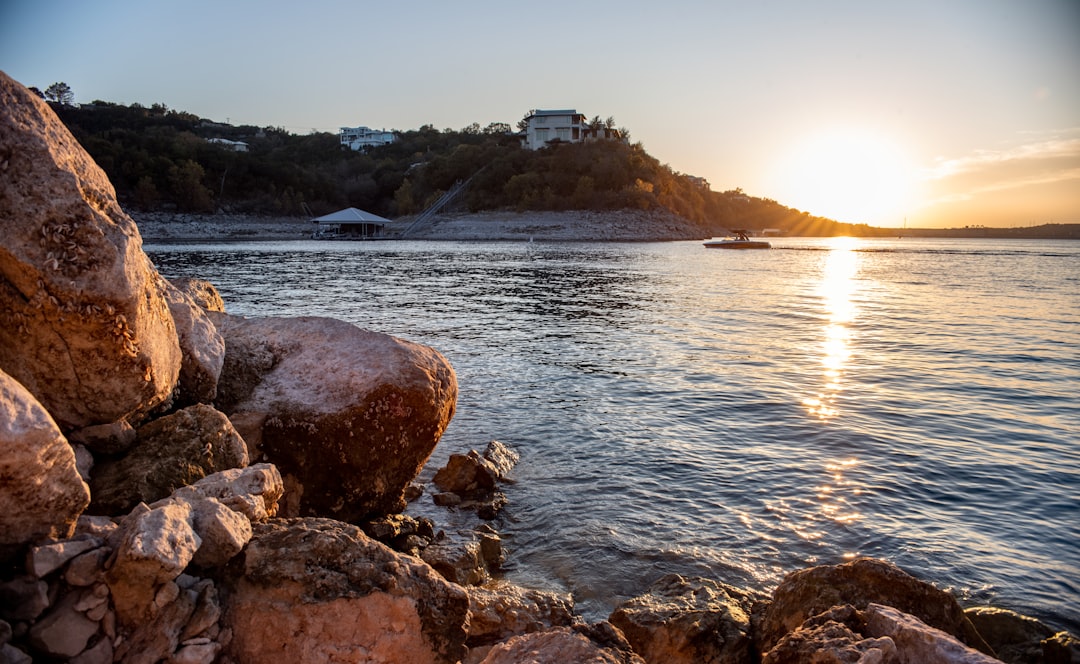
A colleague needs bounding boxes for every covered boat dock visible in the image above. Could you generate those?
[311,207,391,239]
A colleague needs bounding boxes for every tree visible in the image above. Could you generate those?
[44,82,74,105]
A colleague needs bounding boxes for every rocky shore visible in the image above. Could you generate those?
[132,209,709,244]
[2,70,1078,663]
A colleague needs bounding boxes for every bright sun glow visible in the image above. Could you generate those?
[771,129,917,226]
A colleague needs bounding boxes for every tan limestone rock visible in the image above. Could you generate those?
[465,581,576,647]
[755,558,993,656]
[169,277,225,313]
[105,502,200,625]
[89,404,248,515]
[172,463,283,523]
[475,624,645,664]
[211,313,457,521]
[0,370,89,560]
[0,71,181,430]
[864,603,1003,663]
[609,573,761,664]
[221,517,469,664]
[164,279,225,406]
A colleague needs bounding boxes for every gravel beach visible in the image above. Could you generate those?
[133,210,711,243]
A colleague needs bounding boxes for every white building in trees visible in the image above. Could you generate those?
[340,126,396,150]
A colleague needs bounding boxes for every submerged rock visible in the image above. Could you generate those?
[0,71,181,430]
[211,313,457,522]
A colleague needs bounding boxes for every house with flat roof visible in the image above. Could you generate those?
[520,109,587,150]
[340,126,396,151]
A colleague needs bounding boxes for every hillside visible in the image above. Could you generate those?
[49,100,879,238]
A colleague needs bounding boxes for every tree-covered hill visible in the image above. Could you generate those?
[50,99,877,236]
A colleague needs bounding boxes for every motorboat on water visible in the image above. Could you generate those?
[703,230,771,249]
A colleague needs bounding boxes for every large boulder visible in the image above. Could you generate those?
[88,403,248,515]
[220,517,469,664]
[864,603,1003,664]
[163,280,225,406]
[211,313,457,521]
[755,558,993,656]
[0,71,181,430]
[609,574,760,664]
[0,369,90,562]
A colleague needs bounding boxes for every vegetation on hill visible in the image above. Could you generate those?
[49,97,884,236]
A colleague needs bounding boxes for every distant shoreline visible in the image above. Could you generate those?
[132,212,1080,243]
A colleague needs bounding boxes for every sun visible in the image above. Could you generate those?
[769,129,917,226]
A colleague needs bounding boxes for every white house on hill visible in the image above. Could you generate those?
[340,126,396,150]
[520,109,587,150]
[520,109,626,150]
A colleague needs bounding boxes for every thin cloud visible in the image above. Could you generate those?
[919,130,1080,205]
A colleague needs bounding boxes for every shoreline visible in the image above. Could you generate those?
[132,210,709,243]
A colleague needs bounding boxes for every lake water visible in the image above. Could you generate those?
[146,236,1080,632]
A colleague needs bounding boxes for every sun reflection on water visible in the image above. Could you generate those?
[803,237,860,421]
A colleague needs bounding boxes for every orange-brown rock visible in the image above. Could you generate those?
[0,370,90,563]
[211,313,457,521]
[221,518,468,664]
[755,558,993,656]
[0,71,181,430]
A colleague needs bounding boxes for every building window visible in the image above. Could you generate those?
[556,128,571,141]
[535,128,550,143]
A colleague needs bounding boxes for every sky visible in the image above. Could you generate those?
[2,0,1078,228]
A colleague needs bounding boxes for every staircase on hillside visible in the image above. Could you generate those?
[400,169,484,238]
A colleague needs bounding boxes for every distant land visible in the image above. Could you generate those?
[43,97,1074,240]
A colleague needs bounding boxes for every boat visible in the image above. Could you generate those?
[703,230,771,249]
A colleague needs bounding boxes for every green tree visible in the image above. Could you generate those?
[168,160,213,212]
[44,82,74,105]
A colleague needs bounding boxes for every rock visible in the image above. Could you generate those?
[474,624,645,664]
[112,583,197,664]
[482,440,519,477]
[0,644,32,664]
[169,277,225,313]
[172,463,283,523]
[69,637,112,664]
[67,420,137,455]
[609,573,761,664]
[221,517,469,664]
[755,558,993,656]
[965,606,1055,664]
[65,547,111,586]
[761,606,896,664]
[89,404,248,515]
[1042,631,1080,664]
[0,370,90,561]
[434,441,517,496]
[164,280,225,406]
[26,536,101,577]
[864,602,1003,663]
[465,581,576,647]
[178,495,252,568]
[105,502,200,625]
[0,577,49,622]
[422,533,498,586]
[0,72,181,430]
[26,592,100,660]
[211,313,457,521]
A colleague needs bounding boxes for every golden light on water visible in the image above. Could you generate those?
[803,237,860,421]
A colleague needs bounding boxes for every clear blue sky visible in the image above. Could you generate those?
[3,0,1078,227]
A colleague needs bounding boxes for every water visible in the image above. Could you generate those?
[146,236,1080,632]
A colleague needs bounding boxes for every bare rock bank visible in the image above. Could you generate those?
[132,209,710,243]
[3,70,1078,663]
